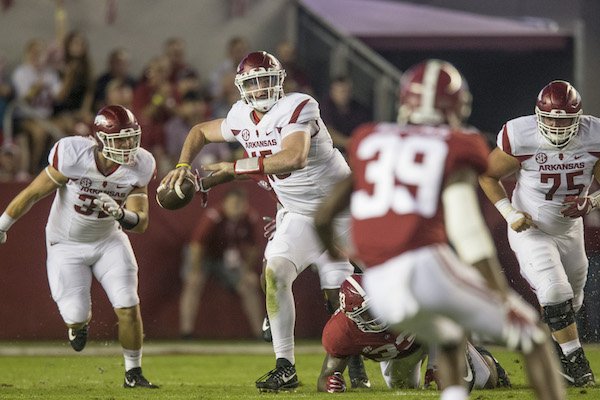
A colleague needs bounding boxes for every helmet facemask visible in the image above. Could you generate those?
[340,276,388,333]
[235,68,286,112]
[535,107,582,148]
[96,127,141,165]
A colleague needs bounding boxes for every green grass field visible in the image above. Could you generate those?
[0,341,599,399]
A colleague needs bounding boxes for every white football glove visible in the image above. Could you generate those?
[503,293,546,354]
[93,192,124,220]
[0,230,6,244]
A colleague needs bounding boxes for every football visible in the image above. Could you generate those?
[156,177,196,210]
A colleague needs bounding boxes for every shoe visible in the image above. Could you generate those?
[255,358,299,392]
[552,340,575,385]
[261,316,272,343]
[123,367,159,389]
[348,355,371,389]
[68,325,88,352]
[464,348,476,392]
[567,347,595,387]
[475,345,511,388]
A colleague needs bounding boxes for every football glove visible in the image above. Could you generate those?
[93,192,124,220]
[503,293,546,354]
[325,372,346,393]
[561,195,593,218]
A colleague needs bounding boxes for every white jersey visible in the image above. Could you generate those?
[498,115,600,234]
[45,136,156,243]
[221,93,350,215]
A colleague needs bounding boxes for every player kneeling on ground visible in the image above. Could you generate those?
[318,274,511,392]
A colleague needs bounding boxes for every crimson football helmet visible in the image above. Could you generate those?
[93,105,141,165]
[535,80,582,147]
[234,51,286,112]
[398,59,471,127]
[339,274,388,333]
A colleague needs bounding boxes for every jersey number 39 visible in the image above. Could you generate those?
[351,132,448,220]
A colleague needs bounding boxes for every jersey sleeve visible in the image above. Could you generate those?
[446,131,490,176]
[321,312,356,358]
[278,95,320,140]
[220,118,237,142]
[133,149,156,187]
[47,137,85,179]
[496,123,514,156]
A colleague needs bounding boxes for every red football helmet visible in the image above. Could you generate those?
[234,51,286,112]
[535,80,582,147]
[398,59,471,127]
[94,105,141,165]
[339,274,388,333]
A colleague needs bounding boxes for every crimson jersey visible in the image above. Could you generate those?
[322,310,420,362]
[348,123,489,267]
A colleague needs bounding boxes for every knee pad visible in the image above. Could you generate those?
[542,299,576,332]
[541,282,574,305]
[265,257,298,289]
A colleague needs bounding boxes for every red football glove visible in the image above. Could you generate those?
[561,195,593,218]
[326,372,346,393]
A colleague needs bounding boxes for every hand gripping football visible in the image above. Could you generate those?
[156,176,197,210]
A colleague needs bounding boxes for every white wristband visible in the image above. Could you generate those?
[494,198,524,225]
[0,212,16,231]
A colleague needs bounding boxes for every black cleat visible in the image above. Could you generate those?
[124,367,159,389]
[567,348,595,387]
[348,355,371,388]
[255,358,299,392]
[68,325,88,352]
[261,316,272,343]
[475,345,511,388]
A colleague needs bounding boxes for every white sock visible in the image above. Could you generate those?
[441,385,468,400]
[123,348,142,371]
[560,339,581,357]
[266,257,298,365]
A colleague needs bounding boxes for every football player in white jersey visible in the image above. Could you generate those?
[480,80,598,387]
[0,105,158,389]
[161,51,358,391]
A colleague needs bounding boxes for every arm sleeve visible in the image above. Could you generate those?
[445,131,489,177]
[220,118,237,142]
[47,138,76,178]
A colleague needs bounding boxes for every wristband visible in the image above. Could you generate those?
[176,163,191,169]
[494,198,523,225]
[0,212,16,232]
[118,209,140,230]
[234,157,264,175]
